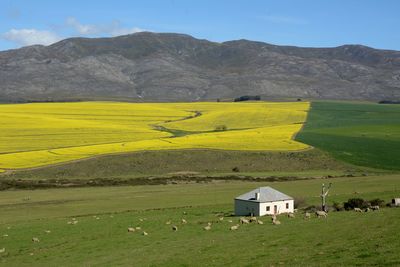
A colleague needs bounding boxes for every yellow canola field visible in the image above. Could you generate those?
[0,101,310,170]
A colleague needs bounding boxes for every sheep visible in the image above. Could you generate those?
[287,213,295,218]
[271,215,277,222]
[72,218,77,221]
[165,220,171,225]
[181,219,187,224]
[0,248,5,253]
[219,217,224,222]
[135,227,141,230]
[249,217,257,223]
[272,220,281,225]
[240,218,249,224]
[230,225,239,230]
[316,211,328,218]
[44,230,51,234]
[304,212,311,219]
[127,227,135,233]
[228,220,233,223]
[371,205,380,211]
[32,237,40,243]
[142,231,148,236]
[203,225,211,231]
[72,221,78,225]
[3,234,8,237]
[354,208,363,212]
[207,222,212,226]
[172,225,178,231]
[257,220,264,225]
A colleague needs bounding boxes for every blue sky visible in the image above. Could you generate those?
[0,0,399,51]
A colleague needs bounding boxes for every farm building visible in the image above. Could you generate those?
[392,198,400,206]
[234,186,294,216]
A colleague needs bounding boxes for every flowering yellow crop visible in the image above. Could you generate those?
[0,101,310,170]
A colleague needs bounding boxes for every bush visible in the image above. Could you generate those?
[215,125,227,131]
[343,198,368,210]
[332,201,344,211]
[293,197,306,209]
[232,167,240,172]
[304,205,317,212]
[369,198,385,207]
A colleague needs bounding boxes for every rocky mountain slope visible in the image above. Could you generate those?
[1,32,399,102]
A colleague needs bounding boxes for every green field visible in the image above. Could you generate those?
[296,101,400,170]
[1,175,400,266]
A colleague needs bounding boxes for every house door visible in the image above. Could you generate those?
[274,205,278,214]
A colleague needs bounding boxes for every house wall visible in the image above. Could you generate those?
[234,199,294,216]
[234,199,260,216]
[259,200,294,216]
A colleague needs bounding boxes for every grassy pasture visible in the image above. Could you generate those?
[0,175,399,266]
[0,101,309,171]
[296,101,400,170]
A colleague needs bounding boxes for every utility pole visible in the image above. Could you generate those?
[321,183,332,212]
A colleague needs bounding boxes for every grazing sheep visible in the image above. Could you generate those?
[44,230,51,234]
[181,219,187,224]
[272,220,281,225]
[135,227,141,230]
[371,205,380,211]
[287,213,295,218]
[240,218,250,224]
[172,225,178,231]
[316,211,328,218]
[304,212,311,219]
[0,248,5,253]
[139,218,144,222]
[230,225,239,230]
[228,220,233,223]
[67,221,72,225]
[219,217,224,222]
[249,217,257,223]
[203,225,211,231]
[72,218,76,221]
[127,227,135,233]
[32,237,40,243]
[257,220,264,225]
[95,217,100,220]
[72,221,78,225]
[271,215,277,221]
[3,234,8,237]
[294,209,298,213]
[165,220,171,225]
[207,222,212,226]
[142,231,148,236]
[354,208,363,212]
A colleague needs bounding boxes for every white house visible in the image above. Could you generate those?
[234,186,294,216]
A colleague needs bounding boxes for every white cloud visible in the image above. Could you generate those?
[66,17,146,36]
[2,28,61,46]
[258,15,308,25]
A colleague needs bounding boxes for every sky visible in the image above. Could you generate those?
[0,0,399,51]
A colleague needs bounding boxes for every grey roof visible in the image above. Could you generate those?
[235,186,293,203]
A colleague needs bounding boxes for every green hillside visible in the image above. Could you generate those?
[296,101,400,170]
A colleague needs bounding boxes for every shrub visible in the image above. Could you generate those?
[343,198,368,210]
[332,201,344,211]
[232,167,240,172]
[369,198,385,207]
[215,125,227,131]
[304,205,317,212]
[293,197,306,209]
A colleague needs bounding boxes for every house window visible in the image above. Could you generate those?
[266,206,270,211]
[286,203,289,209]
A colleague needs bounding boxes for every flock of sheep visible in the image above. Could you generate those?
[0,207,379,256]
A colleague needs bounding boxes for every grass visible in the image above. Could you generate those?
[0,175,399,266]
[2,149,369,181]
[0,101,310,171]
[296,101,400,170]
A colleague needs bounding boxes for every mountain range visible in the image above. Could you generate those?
[1,32,400,102]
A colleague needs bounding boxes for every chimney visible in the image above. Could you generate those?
[255,192,260,200]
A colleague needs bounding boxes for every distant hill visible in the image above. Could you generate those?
[0,32,399,102]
